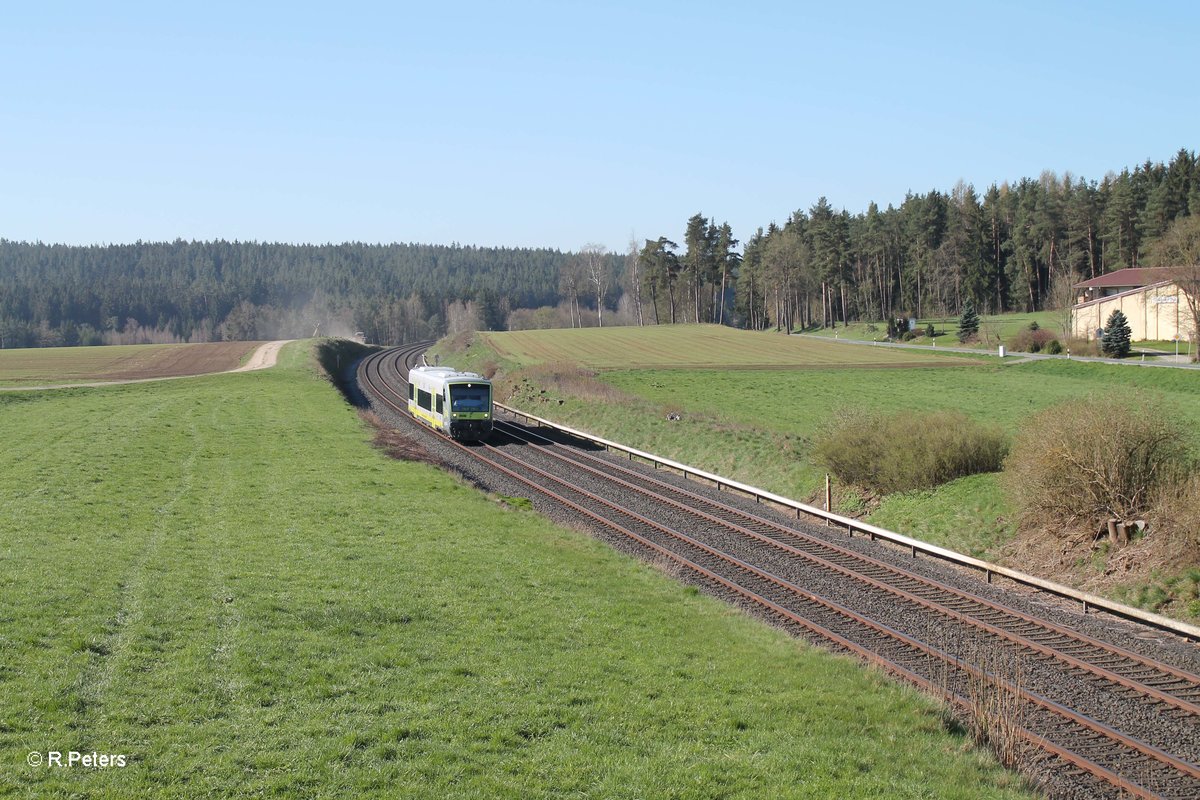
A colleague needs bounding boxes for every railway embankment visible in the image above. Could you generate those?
[429,325,1200,627]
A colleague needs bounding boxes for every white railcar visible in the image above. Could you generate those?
[407,365,493,441]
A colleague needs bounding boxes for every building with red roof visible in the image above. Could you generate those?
[1070,267,1194,342]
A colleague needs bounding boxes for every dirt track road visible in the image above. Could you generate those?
[230,340,290,372]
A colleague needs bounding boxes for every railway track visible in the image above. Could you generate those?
[357,344,1200,800]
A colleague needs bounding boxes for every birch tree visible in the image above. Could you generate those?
[581,243,610,328]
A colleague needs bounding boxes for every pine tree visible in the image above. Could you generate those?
[1101,308,1132,358]
[957,300,980,342]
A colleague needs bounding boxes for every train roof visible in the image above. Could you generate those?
[409,364,490,384]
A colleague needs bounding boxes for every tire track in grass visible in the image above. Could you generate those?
[205,397,244,720]
[0,402,92,532]
[68,408,204,749]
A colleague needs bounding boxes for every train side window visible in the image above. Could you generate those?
[418,389,431,411]
[436,395,443,414]
[409,384,414,401]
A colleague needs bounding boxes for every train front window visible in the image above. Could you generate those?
[450,385,489,413]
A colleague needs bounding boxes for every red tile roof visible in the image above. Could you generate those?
[1074,267,1174,289]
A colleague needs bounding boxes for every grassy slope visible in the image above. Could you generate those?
[798,310,1065,347]
[0,343,1030,798]
[448,325,1199,585]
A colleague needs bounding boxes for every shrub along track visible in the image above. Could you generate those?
[357,344,1200,800]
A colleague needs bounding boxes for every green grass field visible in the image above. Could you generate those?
[447,324,1200,582]
[800,310,1066,348]
[796,309,1060,345]
[802,309,1192,360]
[482,324,975,369]
[0,341,1031,798]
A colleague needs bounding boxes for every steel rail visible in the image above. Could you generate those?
[491,417,1200,715]
[496,402,1200,642]
[473,436,1200,791]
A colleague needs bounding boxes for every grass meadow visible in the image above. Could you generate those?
[447,325,1200,561]
[0,341,1032,798]
[798,310,1066,348]
[801,310,1191,357]
[483,324,971,370]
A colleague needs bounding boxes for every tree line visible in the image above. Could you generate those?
[625,148,1199,331]
[0,240,573,348]
[2,148,1197,348]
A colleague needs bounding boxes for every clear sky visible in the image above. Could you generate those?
[2,1,1196,252]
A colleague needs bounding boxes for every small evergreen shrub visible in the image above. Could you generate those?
[957,301,980,343]
[1045,339,1063,355]
[924,323,935,339]
[1101,309,1132,358]
[814,409,1008,494]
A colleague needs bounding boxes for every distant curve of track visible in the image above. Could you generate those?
[357,344,1200,800]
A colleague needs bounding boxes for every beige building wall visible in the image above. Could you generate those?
[1070,281,1196,342]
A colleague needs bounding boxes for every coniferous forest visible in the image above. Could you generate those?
[0,242,578,347]
[1,148,1197,348]
[721,148,1199,331]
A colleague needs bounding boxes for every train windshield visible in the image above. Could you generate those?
[449,384,489,412]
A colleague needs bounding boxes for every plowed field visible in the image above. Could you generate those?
[0,342,266,386]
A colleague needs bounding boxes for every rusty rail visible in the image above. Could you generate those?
[496,401,1200,643]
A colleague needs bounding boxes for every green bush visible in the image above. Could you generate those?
[813,409,1009,494]
[1003,392,1191,530]
[1045,339,1063,355]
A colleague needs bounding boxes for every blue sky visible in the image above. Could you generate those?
[2,1,1196,251]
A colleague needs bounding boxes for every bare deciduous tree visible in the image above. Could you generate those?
[580,243,609,328]
[1148,215,1200,359]
[558,257,585,328]
[623,235,643,326]
[1046,267,1078,341]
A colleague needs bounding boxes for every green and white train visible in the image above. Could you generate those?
[407,365,493,441]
